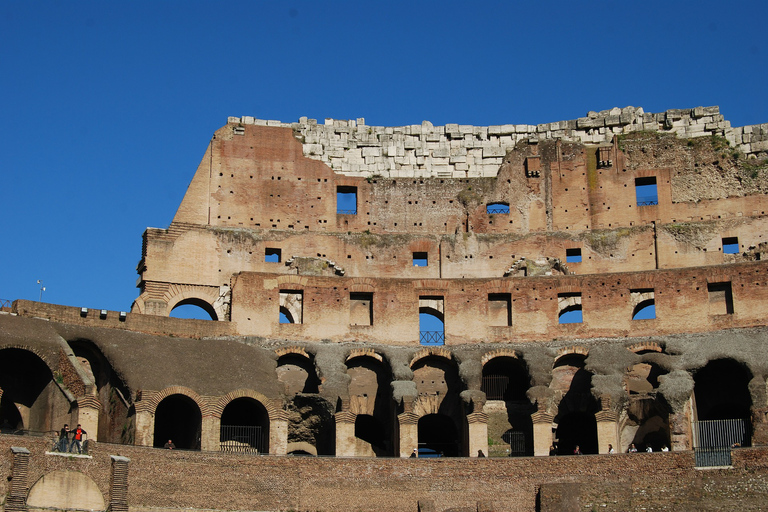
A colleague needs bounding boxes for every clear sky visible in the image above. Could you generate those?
[1,1,766,313]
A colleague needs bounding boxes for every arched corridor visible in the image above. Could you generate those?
[153,394,202,450]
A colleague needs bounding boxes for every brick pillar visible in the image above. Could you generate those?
[200,414,219,452]
[75,396,100,444]
[398,412,419,457]
[269,408,289,455]
[133,398,154,447]
[467,412,488,457]
[531,411,554,456]
[6,447,30,512]
[108,455,130,512]
[335,410,357,457]
[595,411,619,454]
[669,398,694,451]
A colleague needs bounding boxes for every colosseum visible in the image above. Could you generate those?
[3,106,768,511]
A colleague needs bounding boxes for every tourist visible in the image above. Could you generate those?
[477,450,486,457]
[661,445,669,452]
[549,445,557,456]
[573,445,582,455]
[58,424,69,452]
[646,445,653,453]
[607,444,615,454]
[628,443,638,453]
[164,439,176,449]
[69,424,87,453]
[409,449,417,458]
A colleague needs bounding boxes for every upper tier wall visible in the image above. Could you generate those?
[230,106,768,178]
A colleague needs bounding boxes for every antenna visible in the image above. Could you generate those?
[37,279,46,302]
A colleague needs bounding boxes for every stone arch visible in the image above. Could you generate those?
[276,349,320,394]
[551,351,599,454]
[212,389,277,419]
[145,386,207,416]
[627,341,663,354]
[153,392,203,450]
[219,393,271,454]
[481,349,519,367]
[553,346,589,366]
[410,347,453,368]
[693,358,753,422]
[346,348,384,364]
[0,347,59,432]
[164,283,227,320]
[345,353,394,456]
[27,470,105,511]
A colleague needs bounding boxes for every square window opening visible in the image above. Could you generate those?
[566,248,582,263]
[337,186,357,215]
[722,237,739,254]
[265,248,282,263]
[488,293,512,327]
[350,292,373,326]
[707,282,734,315]
[635,177,658,206]
[413,252,428,267]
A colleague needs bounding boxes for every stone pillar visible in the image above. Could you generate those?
[335,411,357,457]
[200,415,219,452]
[142,299,168,316]
[669,398,694,451]
[133,398,154,448]
[7,447,30,512]
[398,412,419,457]
[595,410,619,454]
[75,396,100,444]
[109,455,130,512]
[531,411,554,456]
[269,409,289,455]
[467,412,488,457]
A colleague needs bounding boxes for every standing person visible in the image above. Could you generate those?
[573,445,582,455]
[607,444,615,454]
[69,424,87,453]
[58,424,69,452]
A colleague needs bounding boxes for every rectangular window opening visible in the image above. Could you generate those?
[722,237,739,254]
[350,292,373,326]
[558,292,582,324]
[265,248,282,263]
[486,203,510,214]
[413,252,428,267]
[631,288,656,320]
[635,177,658,206]
[566,248,582,263]
[488,293,512,327]
[419,296,444,346]
[279,290,303,324]
[337,186,357,215]
[707,282,734,315]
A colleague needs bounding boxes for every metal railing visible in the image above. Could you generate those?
[486,207,510,214]
[692,418,749,467]
[502,431,527,457]
[220,425,264,454]
[336,209,357,215]
[0,299,12,309]
[419,331,444,346]
[481,375,509,400]
[636,197,659,206]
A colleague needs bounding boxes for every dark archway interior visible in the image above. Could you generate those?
[287,395,335,456]
[626,398,671,451]
[354,414,388,455]
[220,397,270,453]
[153,394,202,450]
[556,412,598,455]
[418,414,459,457]
[170,298,218,320]
[277,354,320,393]
[0,349,54,432]
[482,356,534,456]
[694,358,753,421]
[554,354,598,454]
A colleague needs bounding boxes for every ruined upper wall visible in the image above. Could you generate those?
[230,106,768,179]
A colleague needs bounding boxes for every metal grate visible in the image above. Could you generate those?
[692,418,749,467]
[419,331,444,346]
[636,197,659,206]
[220,425,264,454]
[502,431,526,457]
[481,375,509,401]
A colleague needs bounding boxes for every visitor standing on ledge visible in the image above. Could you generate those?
[57,424,69,452]
[164,439,176,449]
[69,424,87,453]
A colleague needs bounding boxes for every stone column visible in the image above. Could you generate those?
[335,411,357,457]
[466,412,488,457]
[269,409,289,455]
[6,447,30,512]
[531,411,554,456]
[200,415,219,452]
[669,398,694,451]
[109,455,130,512]
[75,396,100,445]
[398,412,419,457]
[133,399,154,448]
[595,410,619,454]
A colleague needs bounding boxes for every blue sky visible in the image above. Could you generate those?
[1,1,766,313]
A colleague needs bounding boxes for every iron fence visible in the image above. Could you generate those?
[636,197,659,206]
[419,331,444,346]
[481,375,509,400]
[486,207,509,214]
[502,430,527,457]
[692,418,749,467]
[220,425,264,454]
[0,299,12,309]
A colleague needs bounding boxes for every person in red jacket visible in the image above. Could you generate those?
[69,424,87,453]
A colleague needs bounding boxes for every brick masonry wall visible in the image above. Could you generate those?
[4,434,768,512]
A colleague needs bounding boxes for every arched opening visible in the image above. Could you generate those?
[632,299,656,320]
[419,308,444,346]
[620,399,670,452]
[553,353,598,454]
[220,397,270,454]
[354,414,388,456]
[286,395,335,456]
[418,414,460,457]
[169,298,217,320]
[27,470,105,512]
[0,348,59,433]
[279,307,294,324]
[482,356,534,456]
[153,394,201,450]
[694,359,753,421]
[486,202,510,214]
[276,353,320,394]
[558,305,583,324]
[346,355,394,456]
[68,339,133,444]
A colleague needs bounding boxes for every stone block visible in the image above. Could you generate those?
[499,124,515,135]
[577,117,603,129]
[432,147,450,158]
[483,146,506,158]
[605,115,621,127]
[752,140,768,152]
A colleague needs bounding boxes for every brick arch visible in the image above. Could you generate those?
[481,349,519,366]
[165,284,222,320]
[0,344,58,375]
[349,279,376,293]
[275,346,311,359]
[346,348,384,364]
[410,346,453,368]
[276,275,308,287]
[211,389,277,420]
[554,345,589,366]
[144,386,207,416]
[627,341,663,354]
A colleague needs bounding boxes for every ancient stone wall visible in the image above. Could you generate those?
[233,106,768,179]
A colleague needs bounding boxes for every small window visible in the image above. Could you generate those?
[419,296,444,345]
[707,282,734,315]
[337,186,357,215]
[488,293,511,326]
[566,248,582,263]
[487,202,510,214]
[558,293,582,324]
[631,289,656,320]
[350,292,373,326]
[635,177,658,206]
[413,252,428,267]
[722,237,739,254]
[279,290,303,324]
[265,248,281,263]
